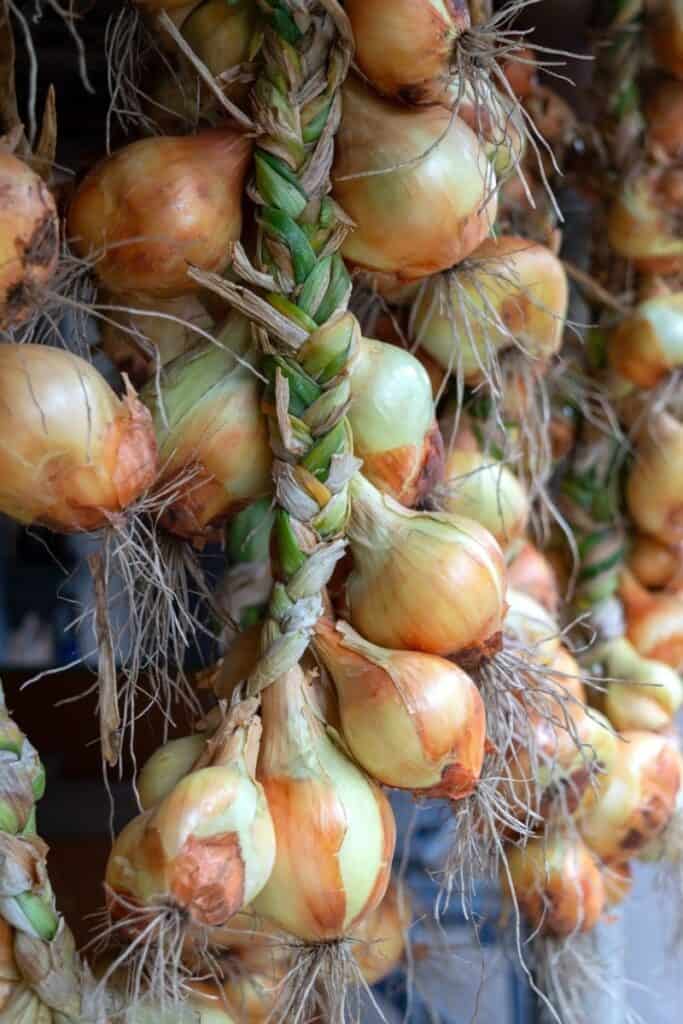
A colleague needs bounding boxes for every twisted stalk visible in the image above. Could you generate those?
[0,680,104,1021]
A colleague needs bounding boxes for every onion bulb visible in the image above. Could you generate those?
[446,79,525,180]
[138,733,208,810]
[349,881,409,985]
[107,704,276,930]
[314,618,486,797]
[627,411,683,545]
[504,834,605,937]
[141,319,271,543]
[68,128,251,297]
[348,336,443,506]
[0,344,157,532]
[504,588,561,666]
[252,665,395,942]
[608,292,683,388]
[332,76,497,289]
[620,569,683,670]
[411,236,568,383]
[608,166,683,274]
[628,533,683,591]
[344,472,507,659]
[506,540,560,615]
[579,730,681,862]
[547,645,586,704]
[645,79,683,159]
[182,0,258,78]
[651,0,683,80]
[0,152,59,330]
[602,632,683,732]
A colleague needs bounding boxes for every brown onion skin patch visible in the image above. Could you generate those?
[360,421,445,508]
[170,832,246,926]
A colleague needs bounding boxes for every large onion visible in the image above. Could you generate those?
[0,153,59,330]
[608,292,683,388]
[68,128,251,297]
[0,344,157,532]
[607,166,683,274]
[627,411,683,545]
[332,76,496,289]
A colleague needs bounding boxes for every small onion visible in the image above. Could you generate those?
[138,733,207,810]
[411,236,568,383]
[313,618,486,798]
[0,344,157,532]
[645,78,683,158]
[506,540,560,615]
[332,76,497,289]
[252,665,396,942]
[348,336,443,506]
[627,411,683,545]
[504,588,561,666]
[579,730,681,862]
[0,152,59,329]
[628,533,683,591]
[620,568,683,670]
[504,834,605,937]
[651,0,683,80]
[350,881,409,985]
[344,473,507,659]
[607,166,683,274]
[603,636,683,732]
[608,292,683,388]
[548,646,586,704]
[68,127,251,297]
[182,0,258,78]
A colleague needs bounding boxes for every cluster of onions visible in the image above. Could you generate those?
[0,344,157,532]
[0,152,60,330]
[608,290,683,388]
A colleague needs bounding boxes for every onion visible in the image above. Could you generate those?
[68,127,251,297]
[608,292,683,388]
[579,730,681,862]
[182,0,257,78]
[506,541,560,615]
[313,618,486,797]
[645,79,683,159]
[501,46,538,100]
[99,292,214,388]
[607,166,683,274]
[251,665,396,942]
[505,834,605,937]
[141,320,271,543]
[620,569,683,670]
[0,344,157,532]
[602,635,683,732]
[349,881,409,985]
[107,705,276,931]
[348,336,443,506]
[628,533,683,591]
[651,0,683,80]
[548,646,586,704]
[504,588,561,666]
[332,76,497,289]
[138,734,207,810]
[627,411,683,544]
[344,473,507,659]
[411,236,568,383]
[0,152,59,330]
[117,980,238,1023]
[447,80,525,180]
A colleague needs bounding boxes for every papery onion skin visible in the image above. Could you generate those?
[579,730,682,863]
[504,588,561,666]
[314,618,486,798]
[345,473,507,659]
[627,412,683,545]
[411,236,568,381]
[350,881,408,986]
[332,77,497,287]
[0,344,157,532]
[628,533,683,591]
[608,292,683,388]
[68,128,251,297]
[506,540,560,615]
[345,0,470,105]
[607,167,683,274]
[651,0,683,80]
[620,569,683,670]
[505,834,605,937]
[0,153,59,329]
[438,448,529,550]
[349,336,443,506]
[252,666,396,943]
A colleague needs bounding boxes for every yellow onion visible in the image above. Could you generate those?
[578,730,681,863]
[646,78,683,158]
[602,862,633,908]
[141,319,271,543]
[627,411,683,545]
[251,665,396,942]
[651,0,683,80]
[99,292,214,388]
[504,588,561,666]
[107,705,276,930]
[608,292,683,388]
[344,473,507,659]
[602,635,683,732]
[348,336,443,506]
[607,166,683,274]
[411,236,567,383]
[548,645,586,704]
[182,0,258,78]
[0,152,59,329]
[314,617,486,798]
[0,344,157,532]
[332,76,497,289]
[68,127,251,297]
[628,533,683,591]
[620,568,683,669]
[446,79,526,180]
[350,881,409,985]
[506,540,560,615]
[138,733,207,810]
[504,834,605,937]
[345,0,470,105]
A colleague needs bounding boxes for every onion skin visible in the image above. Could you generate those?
[138,734,207,810]
[345,473,507,659]
[350,881,408,985]
[604,635,683,732]
[0,153,59,329]
[0,345,157,532]
[332,76,497,287]
[506,541,560,616]
[628,534,683,591]
[608,166,683,274]
[627,412,683,545]
[651,0,683,80]
[608,292,683,388]
[345,0,470,105]
[314,618,486,798]
[504,588,561,666]
[438,448,529,550]
[645,79,683,158]
[182,0,257,78]
[68,128,251,297]
[548,646,586,704]
[579,730,681,863]
[505,835,605,937]
[620,569,683,670]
